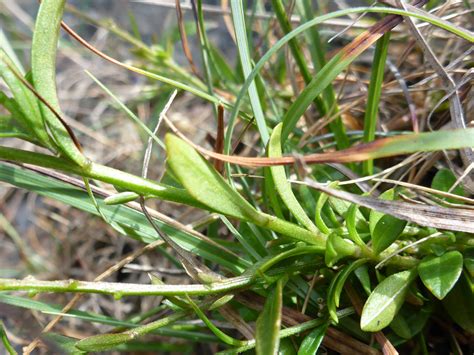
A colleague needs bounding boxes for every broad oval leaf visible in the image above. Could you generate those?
[256,278,283,355]
[372,214,407,254]
[418,251,463,300]
[165,134,264,223]
[360,269,417,332]
[269,123,317,232]
[297,323,328,355]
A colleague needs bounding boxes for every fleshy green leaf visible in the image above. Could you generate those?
[418,251,463,300]
[372,214,407,254]
[269,123,317,232]
[165,134,262,222]
[256,278,284,355]
[369,188,407,254]
[297,323,328,355]
[327,259,369,322]
[31,0,88,166]
[369,188,395,234]
[361,269,417,332]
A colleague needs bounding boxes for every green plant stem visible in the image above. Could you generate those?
[0,146,202,208]
[0,275,253,297]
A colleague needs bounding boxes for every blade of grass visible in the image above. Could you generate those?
[223,4,472,155]
[0,162,249,272]
[230,0,269,145]
[0,321,17,355]
[272,0,349,149]
[362,32,391,176]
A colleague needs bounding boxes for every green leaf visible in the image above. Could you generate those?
[325,234,357,267]
[269,123,317,232]
[346,204,366,247]
[362,32,390,176]
[256,278,284,355]
[431,168,465,203]
[186,295,246,346]
[31,0,88,166]
[0,321,17,355]
[442,272,474,332]
[165,134,262,222]
[354,265,372,296]
[327,259,369,322]
[390,305,432,339]
[369,188,395,234]
[0,163,249,273]
[0,50,54,149]
[297,323,328,355]
[230,0,269,144]
[360,269,417,332]
[372,214,407,254]
[418,251,463,300]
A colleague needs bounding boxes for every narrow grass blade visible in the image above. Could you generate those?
[0,162,249,272]
[224,5,473,154]
[0,321,17,355]
[272,0,348,149]
[230,0,269,144]
[362,32,391,176]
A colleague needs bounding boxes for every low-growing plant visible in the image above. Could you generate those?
[0,0,473,353]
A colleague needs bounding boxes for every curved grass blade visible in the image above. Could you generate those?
[0,321,17,355]
[361,269,417,332]
[185,295,247,346]
[204,128,474,167]
[256,278,283,355]
[31,0,88,167]
[269,123,317,232]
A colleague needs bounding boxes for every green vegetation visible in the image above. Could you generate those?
[0,0,473,353]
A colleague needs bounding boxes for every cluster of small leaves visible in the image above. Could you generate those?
[0,0,473,354]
